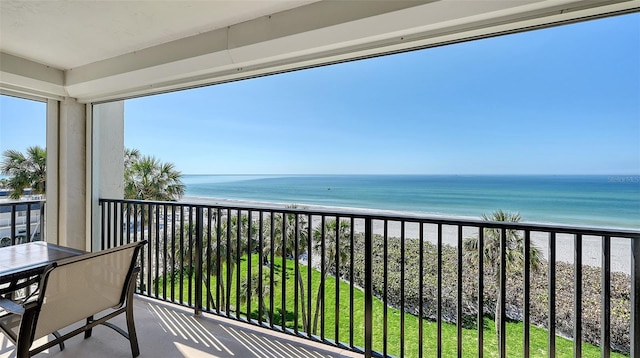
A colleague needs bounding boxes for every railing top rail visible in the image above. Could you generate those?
[99,198,640,238]
[0,199,46,206]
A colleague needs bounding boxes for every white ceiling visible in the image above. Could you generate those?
[0,0,317,70]
[1,0,638,103]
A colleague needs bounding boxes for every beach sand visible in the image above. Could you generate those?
[181,196,633,273]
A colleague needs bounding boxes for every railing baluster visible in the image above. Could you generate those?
[163,204,168,301]
[25,203,31,242]
[126,203,132,245]
[139,203,145,294]
[187,206,193,306]
[349,216,355,348]
[383,220,388,358]
[524,230,531,358]
[335,215,340,344]
[601,235,611,358]
[195,206,203,315]
[574,234,582,358]
[293,212,299,334]
[101,201,106,250]
[307,214,313,336]
[133,203,138,244]
[320,215,326,340]
[364,217,373,358]
[437,223,443,358]
[10,204,16,246]
[549,232,556,357]
[419,223,425,358]
[269,212,275,327]
[632,236,640,357]
[120,201,125,246]
[247,210,252,322]
[227,210,232,317]
[499,227,506,358]
[258,211,264,325]
[146,203,152,297]
[478,226,484,358]
[400,221,406,357]
[40,201,46,242]
[109,202,115,248]
[457,225,463,358]
[236,209,242,320]
[105,202,111,249]
[281,211,286,330]
[206,208,212,311]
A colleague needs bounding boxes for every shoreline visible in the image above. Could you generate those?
[181,196,634,273]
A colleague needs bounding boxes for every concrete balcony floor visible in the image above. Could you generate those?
[0,296,363,358]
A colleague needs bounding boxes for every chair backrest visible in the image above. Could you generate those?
[32,241,146,339]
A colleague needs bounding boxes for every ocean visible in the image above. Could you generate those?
[182,175,640,230]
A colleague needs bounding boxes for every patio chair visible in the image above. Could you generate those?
[0,240,147,358]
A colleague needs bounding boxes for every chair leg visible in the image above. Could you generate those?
[126,271,140,357]
[126,302,139,357]
[84,316,93,339]
[16,307,37,358]
[51,331,65,351]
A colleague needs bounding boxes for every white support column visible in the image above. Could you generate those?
[54,98,87,250]
[45,99,59,245]
[91,101,125,251]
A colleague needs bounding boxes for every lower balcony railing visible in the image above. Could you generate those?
[0,200,45,247]
[99,198,640,358]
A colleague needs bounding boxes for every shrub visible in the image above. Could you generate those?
[347,233,631,354]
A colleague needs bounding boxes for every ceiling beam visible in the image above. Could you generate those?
[0,52,65,100]
[2,0,638,103]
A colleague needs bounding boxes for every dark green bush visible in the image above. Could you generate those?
[346,234,631,354]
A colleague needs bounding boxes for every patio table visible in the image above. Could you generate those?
[0,242,85,296]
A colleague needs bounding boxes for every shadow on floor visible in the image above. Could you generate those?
[0,295,361,358]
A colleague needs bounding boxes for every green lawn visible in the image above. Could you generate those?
[156,255,627,357]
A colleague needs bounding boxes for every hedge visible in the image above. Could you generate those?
[344,234,631,354]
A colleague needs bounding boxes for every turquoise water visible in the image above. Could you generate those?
[183,175,640,230]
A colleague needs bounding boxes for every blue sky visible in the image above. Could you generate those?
[0,96,46,154]
[2,13,639,175]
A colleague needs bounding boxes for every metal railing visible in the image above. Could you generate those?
[0,200,45,247]
[99,198,640,358]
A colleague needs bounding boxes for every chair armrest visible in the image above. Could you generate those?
[0,298,25,315]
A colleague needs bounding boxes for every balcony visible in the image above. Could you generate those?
[1,2,639,357]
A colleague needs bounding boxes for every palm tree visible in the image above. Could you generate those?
[172,218,220,309]
[311,218,351,334]
[124,148,140,170]
[239,268,277,324]
[123,152,184,240]
[1,146,46,199]
[170,209,256,311]
[124,154,185,201]
[123,150,185,298]
[207,211,256,312]
[263,209,310,327]
[463,210,542,343]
